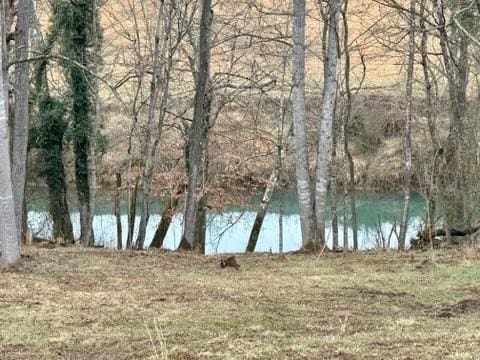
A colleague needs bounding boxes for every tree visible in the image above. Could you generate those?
[339,0,359,250]
[315,0,340,247]
[135,1,168,250]
[30,25,74,243]
[55,0,101,246]
[437,0,469,230]
[292,0,316,249]
[398,0,416,249]
[11,0,31,242]
[0,2,20,266]
[180,0,212,250]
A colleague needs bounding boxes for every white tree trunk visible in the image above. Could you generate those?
[315,0,340,246]
[292,0,316,249]
[0,5,20,265]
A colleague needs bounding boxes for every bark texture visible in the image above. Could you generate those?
[315,0,340,247]
[0,4,20,265]
[292,0,316,249]
[12,0,31,241]
[180,0,212,250]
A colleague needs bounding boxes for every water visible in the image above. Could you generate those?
[27,190,425,254]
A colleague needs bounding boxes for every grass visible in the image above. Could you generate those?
[1,246,480,359]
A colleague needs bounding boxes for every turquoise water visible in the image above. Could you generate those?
[27,191,425,253]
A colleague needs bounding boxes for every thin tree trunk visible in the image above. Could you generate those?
[114,172,122,250]
[315,0,340,247]
[292,0,316,250]
[419,0,437,238]
[399,0,416,249]
[86,0,101,247]
[180,0,212,250]
[12,0,31,242]
[346,151,357,249]
[331,129,338,249]
[0,3,20,265]
[341,0,358,250]
[126,178,138,249]
[419,0,437,150]
[136,1,165,250]
[279,203,284,254]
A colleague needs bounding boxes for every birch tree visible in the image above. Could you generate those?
[315,0,340,247]
[292,0,316,249]
[0,2,20,266]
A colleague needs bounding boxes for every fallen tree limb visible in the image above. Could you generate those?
[411,224,480,249]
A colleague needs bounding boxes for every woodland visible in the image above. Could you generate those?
[1,0,480,261]
[2,0,480,358]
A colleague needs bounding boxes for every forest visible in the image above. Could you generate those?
[1,0,480,358]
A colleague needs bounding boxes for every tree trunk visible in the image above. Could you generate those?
[399,0,416,250]
[315,0,340,247]
[126,179,138,249]
[331,129,338,249]
[419,0,437,238]
[341,0,358,250]
[63,0,98,246]
[114,172,122,250]
[192,89,213,254]
[135,1,165,250]
[150,184,184,249]
[246,169,279,252]
[434,0,468,229]
[279,203,284,254]
[194,195,207,254]
[33,26,74,244]
[86,0,100,247]
[48,175,74,242]
[12,0,31,242]
[180,0,212,250]
[292,0,316,250]
[0,3,20,265]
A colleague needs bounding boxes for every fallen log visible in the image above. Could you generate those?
[411,224,480,249]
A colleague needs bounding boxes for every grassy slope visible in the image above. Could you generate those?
[1,247,480,359]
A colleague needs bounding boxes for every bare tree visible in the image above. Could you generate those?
[135,1,168,250]
[315,0,340,247]
[399,0,416,249]
[180,0,212,250]
[292,0,316,249]
[0,2,20,265]
[340,0,359,250]
[11,0,31,242]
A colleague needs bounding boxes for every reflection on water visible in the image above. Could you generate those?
[27,192,425,254]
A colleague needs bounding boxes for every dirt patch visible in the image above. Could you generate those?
[438,299,480,318]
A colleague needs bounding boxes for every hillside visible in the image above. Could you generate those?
[30,0,436,199]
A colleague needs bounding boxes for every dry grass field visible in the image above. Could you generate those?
[1,246,480,359]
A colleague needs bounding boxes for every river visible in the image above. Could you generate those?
[27,190,425,253]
